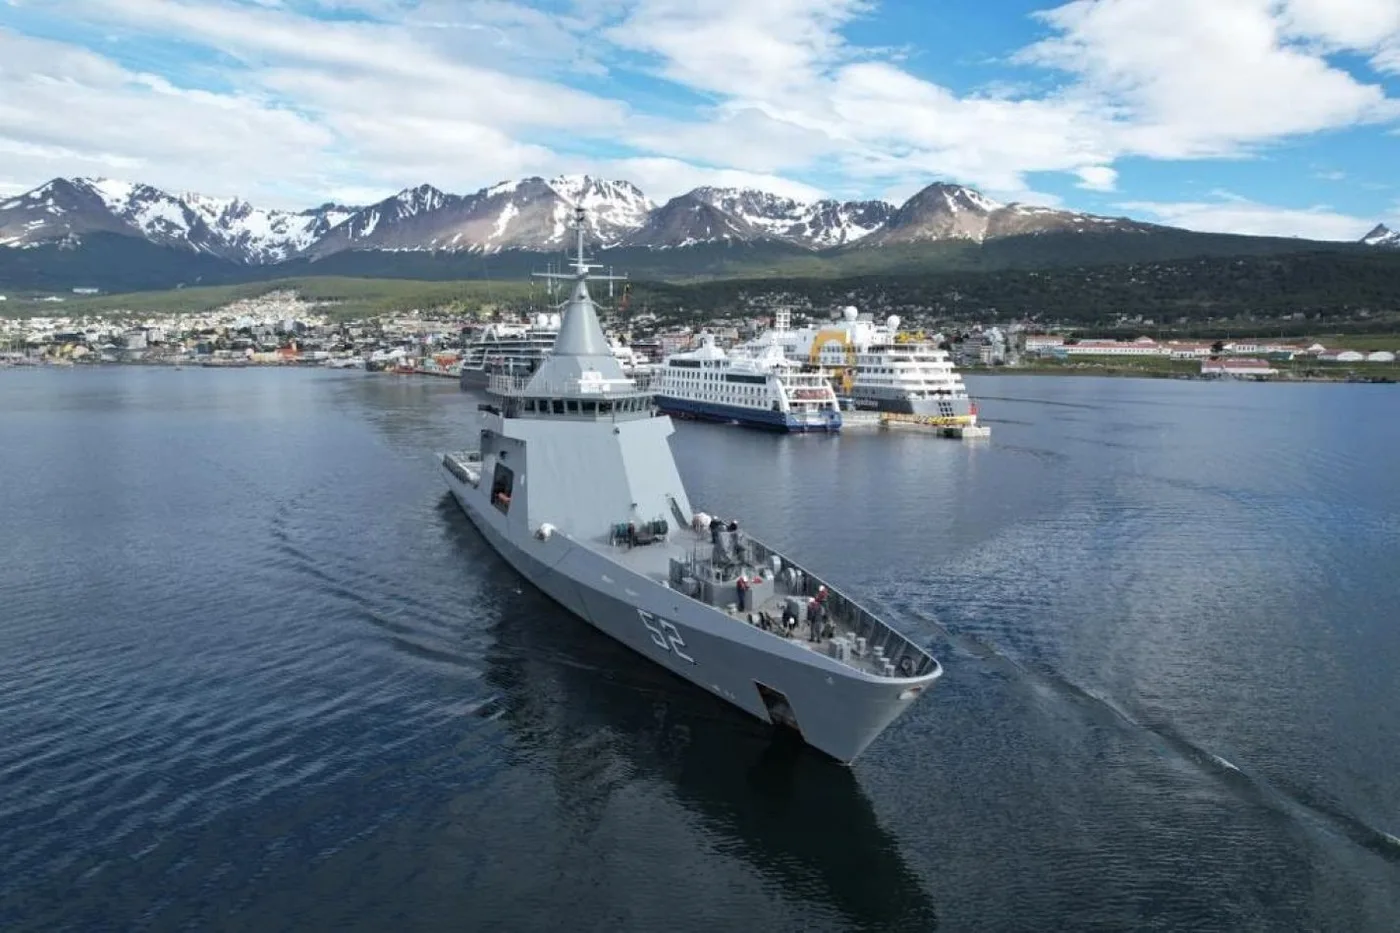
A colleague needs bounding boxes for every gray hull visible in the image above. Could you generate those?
[458,368,489,390]
[444,470,934,764]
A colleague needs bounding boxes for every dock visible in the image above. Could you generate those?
[840,410,990,439]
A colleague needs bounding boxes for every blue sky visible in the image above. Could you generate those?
[1,0,1398,239]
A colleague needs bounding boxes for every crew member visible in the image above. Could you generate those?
[807,597,824,642]
[780,604,797,637]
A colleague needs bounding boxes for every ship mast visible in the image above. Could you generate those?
[532,206,626,302]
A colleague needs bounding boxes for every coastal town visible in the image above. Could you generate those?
[2,288,1396,381]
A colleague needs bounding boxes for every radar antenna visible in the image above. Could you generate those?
[532,206,626,299]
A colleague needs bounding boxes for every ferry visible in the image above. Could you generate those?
[458,314,561,390]
[747,307,980,425]
[654,335,842,432]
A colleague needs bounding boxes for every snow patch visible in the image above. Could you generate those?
[491,202,518,240]
[82,177,139,214]
[1362,223,1399,247]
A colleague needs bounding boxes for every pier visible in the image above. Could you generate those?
[839,410,991,439]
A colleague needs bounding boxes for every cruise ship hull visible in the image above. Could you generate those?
[443,468,931,764]
[656,395,841,433]
[458,367,490,391]
[848,390,976,419]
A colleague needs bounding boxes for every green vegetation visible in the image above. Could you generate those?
[1296,333,1400,351]
[5,242,1400,331]
[665,250,1400,327]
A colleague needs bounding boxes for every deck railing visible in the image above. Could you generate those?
[741,535,938,678]
[487,372,651,397]
[664,525,936,678]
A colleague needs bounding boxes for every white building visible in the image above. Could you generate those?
[1201,358,1277,377]
[1165,343,1213,359]
[1024,335,1064,353]
[1064,337,1167,356]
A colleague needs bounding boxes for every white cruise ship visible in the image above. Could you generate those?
[654,335,842,432]
[608,336,656,383]
[458,314,560,390]
[747,308,980,423]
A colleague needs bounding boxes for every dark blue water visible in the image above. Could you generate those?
[1,367,1397,932]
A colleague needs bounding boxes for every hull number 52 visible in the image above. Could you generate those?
[639,610,695,664]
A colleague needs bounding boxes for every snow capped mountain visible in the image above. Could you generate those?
[865,182,1154,246]
[1,174,1179,264]
[303,175,654,258]
[1361,223,1400,248]
[0,178,137,248]
[690,187,892,247]
[547,175,654,243]
[303,183,466,256]
[620,192,763,248]
[0,177,350,262]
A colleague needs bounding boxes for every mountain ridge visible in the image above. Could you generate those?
[7,172,1334,262]
[1,173,1392,293]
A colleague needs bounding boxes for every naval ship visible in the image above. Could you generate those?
[440,207,943,764]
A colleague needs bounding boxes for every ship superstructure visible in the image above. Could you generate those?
[457,315,560,390]
[748,308,980,424]
[654,335,841,432]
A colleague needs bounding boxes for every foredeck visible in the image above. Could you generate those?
[584,521,936,680]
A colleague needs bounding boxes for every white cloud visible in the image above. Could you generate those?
[0,27,334,203]
[600,158,826,203]
[1018,0,1398,159]
[598,0,1400,202]
[1278,0,1400,65]
[1075,165,1118,192]
[0,0,1398,232]
[603,0,873,100]
[623,107,839,175]
[1117,194,1381,241]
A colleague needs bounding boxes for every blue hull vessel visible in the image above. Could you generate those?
[656,395,841,433]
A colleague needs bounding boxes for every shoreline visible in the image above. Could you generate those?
[6,359,1397,386]
[964,365,1397,384]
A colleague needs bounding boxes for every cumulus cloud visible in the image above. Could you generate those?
[602,158,827,203]
[603,0,873,100]
[1075,166,1118,191]
[1278,0,1400,68]
[0,0,1398,228]
[1117,193,1381,241]
[1018,0,1397,158]
[0,27,335,202]
[600,0,1399,200]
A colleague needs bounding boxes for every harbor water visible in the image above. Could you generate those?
[1,367,1397,931]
